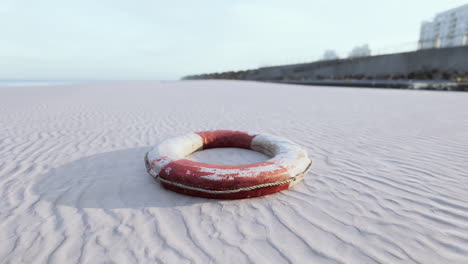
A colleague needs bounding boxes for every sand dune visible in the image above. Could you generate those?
[1,80,468,263]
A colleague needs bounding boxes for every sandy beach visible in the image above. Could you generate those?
[1,80,468,263]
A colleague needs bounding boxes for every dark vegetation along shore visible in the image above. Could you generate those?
[184,46,468,91]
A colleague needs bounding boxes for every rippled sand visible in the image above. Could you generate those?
[1,80,468,263]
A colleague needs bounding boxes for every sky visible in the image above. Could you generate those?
[1,0,467,80]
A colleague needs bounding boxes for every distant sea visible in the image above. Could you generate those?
[0,80,97,88]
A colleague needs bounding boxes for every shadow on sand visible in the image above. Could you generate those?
[33,147,217,209]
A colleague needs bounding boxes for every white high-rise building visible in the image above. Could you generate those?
[419,4,468,49]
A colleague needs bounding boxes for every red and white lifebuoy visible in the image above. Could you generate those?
[145,130,312,199]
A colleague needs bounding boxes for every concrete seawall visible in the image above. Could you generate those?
[276,80,468,91]
[184,46,468,83]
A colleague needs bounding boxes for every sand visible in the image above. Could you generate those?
[1,80,468,263]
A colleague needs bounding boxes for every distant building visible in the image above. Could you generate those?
[419,4,468,49]
[322,50,339,61]
[348,44,371,58]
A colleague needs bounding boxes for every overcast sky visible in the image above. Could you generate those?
[1,0,467,80]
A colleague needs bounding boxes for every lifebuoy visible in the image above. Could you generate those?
[145,130,312,199]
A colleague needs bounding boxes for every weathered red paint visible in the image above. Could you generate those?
[150,156,170,168]
[158,159,290,191]
[196,130,255,149]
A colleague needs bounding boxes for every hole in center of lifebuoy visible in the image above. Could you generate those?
[186,148,270,165]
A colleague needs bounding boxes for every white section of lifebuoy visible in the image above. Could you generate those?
[251,134,310,178]
[147,133,203,176]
